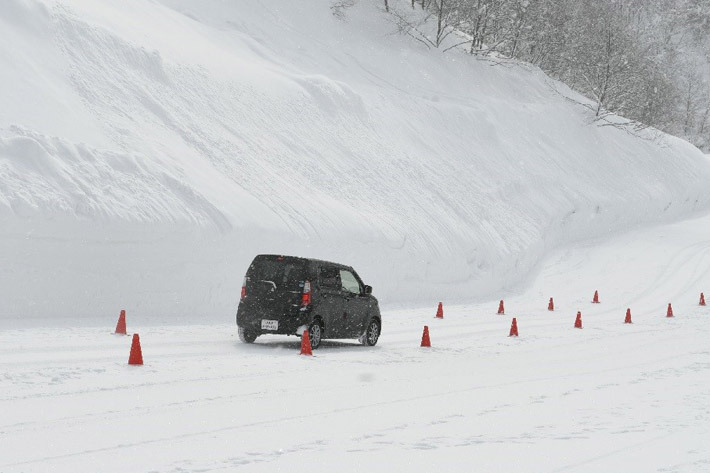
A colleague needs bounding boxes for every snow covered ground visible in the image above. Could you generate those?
[2,211,708,472]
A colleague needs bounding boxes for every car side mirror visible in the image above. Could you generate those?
[364,285,372,295]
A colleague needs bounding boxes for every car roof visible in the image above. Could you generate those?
[254,254,352,269]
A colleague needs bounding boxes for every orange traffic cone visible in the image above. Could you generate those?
[300,330,313,356]
[548,297,554,311]
[115,309,127,335]
[509,318,519,337]
[624,308,632,324]
[592,290,600,303]
[574,311,583,329]
[421,326,431,347]
[128,333,143,365]
[435,302,444,319]
[497,300,505,315]
[666,303,674,318]
[701,293,706,306]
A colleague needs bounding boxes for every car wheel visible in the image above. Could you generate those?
[362,319,380,346]
[308,320,323,350]
[238,327,258,344]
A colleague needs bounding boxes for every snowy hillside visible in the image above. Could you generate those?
[1,0,710,326]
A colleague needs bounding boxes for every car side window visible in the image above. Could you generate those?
[319,266,340,290]
[340,269,361,295]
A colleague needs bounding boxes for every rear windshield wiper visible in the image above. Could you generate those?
[257,280,277,290]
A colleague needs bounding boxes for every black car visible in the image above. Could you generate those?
[236,254,381,349]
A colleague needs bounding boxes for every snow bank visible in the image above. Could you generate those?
[2,0,710,326]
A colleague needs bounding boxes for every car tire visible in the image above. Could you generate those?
[238,327,258,344]
[361,318,380,346]
[308,319,323,350]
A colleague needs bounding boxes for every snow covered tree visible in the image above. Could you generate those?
[382,0,710,149]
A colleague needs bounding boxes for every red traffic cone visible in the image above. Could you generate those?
[115,309,127,335]
[509,318,519,337]
[435,302,444,319]
[421,326,431,347]
[666,303,674,318]
[574,311,583,329]
[592,290,600,303]
[701,293,706,306]
[128,333,143,365]
[624,308,632,324]
[548,297,554,311]
[497,300,505,315]
[300,330,313,356]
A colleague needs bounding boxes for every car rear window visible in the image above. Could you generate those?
[247,257,306,289]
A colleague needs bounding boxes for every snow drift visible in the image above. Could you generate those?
[1,0,710,326]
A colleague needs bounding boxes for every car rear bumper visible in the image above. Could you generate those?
[236,306,312,335]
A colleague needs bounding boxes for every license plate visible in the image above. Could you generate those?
[261,319,278,331]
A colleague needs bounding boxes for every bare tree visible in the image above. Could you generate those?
[389,0,466,48]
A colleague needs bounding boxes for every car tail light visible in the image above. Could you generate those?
[301,280,312,306]
[240,277,247,301]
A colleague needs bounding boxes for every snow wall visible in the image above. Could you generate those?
[2,0,710,327]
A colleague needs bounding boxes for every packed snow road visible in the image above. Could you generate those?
[1,213,709,473]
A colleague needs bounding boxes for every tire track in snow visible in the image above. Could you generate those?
[1,350,699,469]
